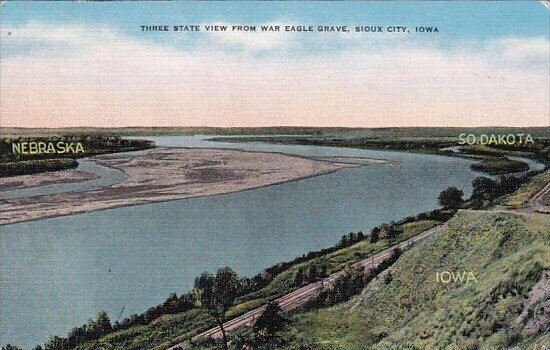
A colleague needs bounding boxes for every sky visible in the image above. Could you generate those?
[1,1,549,128]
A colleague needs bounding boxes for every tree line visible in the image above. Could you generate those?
[305,248,402,310]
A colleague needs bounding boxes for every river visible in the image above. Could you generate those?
[0,136,543,348]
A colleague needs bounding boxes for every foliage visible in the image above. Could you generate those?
[370,227,380,243]
[305,249,401,311]
[438,186,464,209]
[0,158,78,177]
[501,171,550,207]
[2,345,23,350]
[288,211,550,350]
[253,301,289,336]
[41,312,112,350]
[0,136,154,176]
[470,157,529,175]
[470,174,535,208]
[194,267,242,350]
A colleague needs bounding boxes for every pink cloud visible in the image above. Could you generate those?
[1,23,548,127]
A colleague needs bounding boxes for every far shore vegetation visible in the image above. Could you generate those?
[207,133,549,174]
[469,157,529,174]
[0,135,154,177]
[1,127,548,177]
[1,126,549,139]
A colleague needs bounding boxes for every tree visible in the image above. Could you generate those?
[3,345,22,350]
[162,292,179,313]
[379,224,396,241]
[438,186,464,209]
[319,259,328,278]
[472,177,498,202]
[194,267,241,350]
[357,231,365,241]
[94,311,113,336]
[253,301,288,336]
[44,336,66,350]
[339,234,348,247]
[370,227,380,243]
[307,264,318,283]
[293,267,305,287]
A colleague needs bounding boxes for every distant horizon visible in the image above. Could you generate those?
[1,125,549,130]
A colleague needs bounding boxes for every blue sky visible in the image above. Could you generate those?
[2,1,548,40]
[1,1,549,127]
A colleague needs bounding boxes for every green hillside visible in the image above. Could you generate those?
[288,211,549,350]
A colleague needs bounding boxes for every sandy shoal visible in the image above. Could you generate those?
[0,148,366,225]
[0,170,99,191]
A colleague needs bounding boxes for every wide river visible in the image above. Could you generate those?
[1,136,543,348]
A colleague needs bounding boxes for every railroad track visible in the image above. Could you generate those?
[167,224,445,349]
[168,178,550,349]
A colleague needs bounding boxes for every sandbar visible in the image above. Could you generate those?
[0,148,370,225]
[0,170,99,191]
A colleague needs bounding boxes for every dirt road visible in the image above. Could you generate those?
[529,180,550,213]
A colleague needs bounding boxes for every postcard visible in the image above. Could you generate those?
[1,1,549,350]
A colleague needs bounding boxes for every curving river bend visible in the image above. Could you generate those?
[0,136,544,348]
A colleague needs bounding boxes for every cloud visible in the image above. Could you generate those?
[203,21,297,52]
[3,21,88,45]
[1,22,548,127]
[487,37,550,64]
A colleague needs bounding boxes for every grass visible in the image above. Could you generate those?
[469,157,529,175]
[287,211,549,350]
[501,171,550,208]
[0,158,78,177]
[64,220,439,350]
[234,220,439,305]
[74,309,213,350]
[460,145,534,157]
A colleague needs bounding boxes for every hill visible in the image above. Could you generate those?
[288,211,549,350]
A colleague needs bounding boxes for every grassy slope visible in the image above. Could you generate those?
[236,220,439,306]
[290,211,549,350]
[71,221,439,350]
[501,172,550,208]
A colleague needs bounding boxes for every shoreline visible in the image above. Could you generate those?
[1,165,356,227]
[0,148,381,226]
[0,169,100,191]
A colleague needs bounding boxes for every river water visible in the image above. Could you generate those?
[0,136,543,348]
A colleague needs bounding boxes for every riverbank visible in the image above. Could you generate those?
[0,136,155,176]
[208,136,549,174]
[0,169,99,191]
[0,148,372,225]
